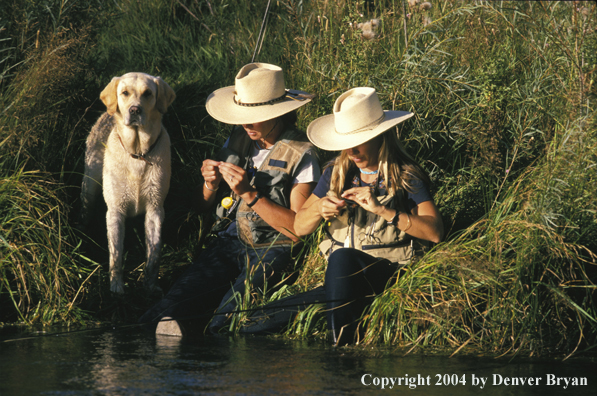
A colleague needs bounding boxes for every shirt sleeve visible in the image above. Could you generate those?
[312,166,333,198]
[292,149,321,184]
[406,178,432,211]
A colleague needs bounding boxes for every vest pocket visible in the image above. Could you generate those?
[254,170,291,208]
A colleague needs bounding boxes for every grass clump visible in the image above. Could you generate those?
[0,167,96,325]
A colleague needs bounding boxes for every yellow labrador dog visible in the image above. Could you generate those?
[80,72,176,294]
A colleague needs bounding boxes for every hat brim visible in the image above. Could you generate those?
[206,86,312,125]
[306,110,414,151]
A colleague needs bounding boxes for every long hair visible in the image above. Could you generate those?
[328,129,430,207]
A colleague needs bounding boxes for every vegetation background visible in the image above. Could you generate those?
[1,0,595,358]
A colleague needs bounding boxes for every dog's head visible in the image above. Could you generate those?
[100,72,176,126]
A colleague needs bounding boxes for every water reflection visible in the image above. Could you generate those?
[0,326,594,395]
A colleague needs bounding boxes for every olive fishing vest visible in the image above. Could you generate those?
[216,126,314,248]
[319,185,427,265]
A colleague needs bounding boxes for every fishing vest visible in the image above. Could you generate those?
[319,177,427,265]
[215,126,314,248]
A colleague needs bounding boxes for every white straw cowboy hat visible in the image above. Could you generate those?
[206,63,313,125]
[307,87,413,151]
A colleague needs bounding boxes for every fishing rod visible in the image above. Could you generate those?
[144,295,345,325]
[251,0,272,63]
[0,296,351,343]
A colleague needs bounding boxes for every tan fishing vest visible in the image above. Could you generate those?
[220,127,314,248]
[319,192,427,265]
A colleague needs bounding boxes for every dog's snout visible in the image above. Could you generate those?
[125,105,143,126]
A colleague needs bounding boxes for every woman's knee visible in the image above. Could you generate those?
[328,248,358,263]
[325,249,362,292]
[326,248,372,277]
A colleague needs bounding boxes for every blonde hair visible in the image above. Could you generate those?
[327,129,430,210]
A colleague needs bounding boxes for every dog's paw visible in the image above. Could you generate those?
[110,279,125,294]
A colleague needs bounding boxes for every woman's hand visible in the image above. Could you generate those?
[218,162,254,197]
[341,187,384,215]
[317,196,347,220]
[201,159,223,191]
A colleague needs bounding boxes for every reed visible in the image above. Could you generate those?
[0,0,595,355]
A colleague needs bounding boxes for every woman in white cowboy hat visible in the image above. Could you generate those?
[293,87,444,345]
[140,63,320,335]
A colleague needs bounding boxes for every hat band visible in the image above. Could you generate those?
[335,113,386,135]
[233,90,314,107]
[233,92,288,107]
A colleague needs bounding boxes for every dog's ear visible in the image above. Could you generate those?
[100,77,121,115]
[154,77,176,114]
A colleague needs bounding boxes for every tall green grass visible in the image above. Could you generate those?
[0,0,595,355]
[0,167,97,324]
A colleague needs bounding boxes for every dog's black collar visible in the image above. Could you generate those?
[118,133,162,166]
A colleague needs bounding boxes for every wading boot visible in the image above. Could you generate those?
[156,316,184,337]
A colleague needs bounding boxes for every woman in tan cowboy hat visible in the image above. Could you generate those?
[294,87,444,345]
[140,63,320,335]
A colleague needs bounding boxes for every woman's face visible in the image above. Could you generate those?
[242,118,279,142]
[344,136,382,171]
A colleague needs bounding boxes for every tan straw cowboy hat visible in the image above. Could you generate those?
[307,87,413,151]
[206,63,313,125]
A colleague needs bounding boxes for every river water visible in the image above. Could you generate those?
[0,326,594,395]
